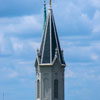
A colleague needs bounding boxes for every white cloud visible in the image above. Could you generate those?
[52,0,93,36]
[10,37,40,56]
[0,33,5,53]
[90,0,100,8]
[14,60,35,77]
[0,15,42,34]
[93,11,100,20]
[65,64,100,80]
[93,25,100,33]
[92,11,100,34]
[0,67,18,79]
[91,54,99,60]
[61,36,100,63]
[0,33,13,55]
[65,68,75,78]
[8,71,18,78]
[64,46,93,60]
[0,14,42,58]
[13,43,24,52]
[29,42,40,50]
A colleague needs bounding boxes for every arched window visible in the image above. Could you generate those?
[37,80,40,98]
[54,79,58,99]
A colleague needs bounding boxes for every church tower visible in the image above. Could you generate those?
[35,0,66,100]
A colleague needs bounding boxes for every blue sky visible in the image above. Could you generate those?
[0,0,100,100]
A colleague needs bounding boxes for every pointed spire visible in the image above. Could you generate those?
[43,0,47,31]
[35,1,65,66]
[39,8,65,65]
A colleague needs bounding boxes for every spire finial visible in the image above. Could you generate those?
[44,0,46,5]
[50,0,51,8]
[43,0,47,31]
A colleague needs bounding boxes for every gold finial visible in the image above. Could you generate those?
[50,0,51,7]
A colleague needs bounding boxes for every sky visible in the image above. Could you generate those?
[0,0,100,100]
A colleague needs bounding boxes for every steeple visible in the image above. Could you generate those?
[35,2,65,66]
[35,2,66,100]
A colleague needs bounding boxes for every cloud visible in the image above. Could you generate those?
[0,0,100,100]
[0,32,40,59]
[52,0,93,36]
[0,67,18,79]
[65,62,100,81]
[0,14,41,58]
[65,68,75,78]
[92,10,100,37]
[0,15,42,37]
[0,33,13,57]
[14,60,34,76]
[0,58,35,82]
[90,0,100,8]
[10,37,40,59]
[60,35,100,64]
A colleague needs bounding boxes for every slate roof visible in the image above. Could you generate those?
[37,8,65,65]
